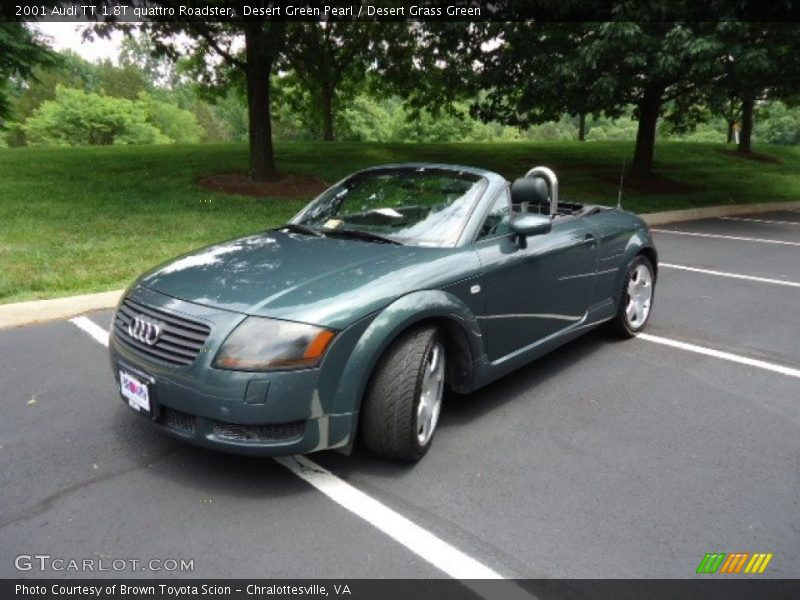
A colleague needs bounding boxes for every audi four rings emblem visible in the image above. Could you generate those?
[128,315,162,346]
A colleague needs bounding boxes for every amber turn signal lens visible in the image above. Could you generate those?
[304,329,336,360]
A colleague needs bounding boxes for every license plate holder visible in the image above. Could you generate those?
[119,369,156,418]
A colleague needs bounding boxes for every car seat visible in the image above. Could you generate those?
[510,177,550,214]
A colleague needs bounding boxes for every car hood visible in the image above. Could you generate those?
[138,231,474,329]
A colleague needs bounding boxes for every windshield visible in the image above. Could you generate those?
[293,167,487,247]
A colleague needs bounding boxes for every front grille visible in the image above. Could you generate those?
[211,420,305,443]
[159,406,197,434]
[114,298,211,366]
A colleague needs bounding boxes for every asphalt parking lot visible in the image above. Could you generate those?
[1,210,798,581]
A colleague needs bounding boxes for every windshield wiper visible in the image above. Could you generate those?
[278,223,325,237]
[324,228,403,245]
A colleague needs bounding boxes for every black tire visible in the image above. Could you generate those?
[360,326,444,462]
[608,254,656,339]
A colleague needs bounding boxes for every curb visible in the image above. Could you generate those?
[1,200,798,330]
[0,290,123,330]
[640,200,800,226]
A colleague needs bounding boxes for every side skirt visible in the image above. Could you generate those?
[471,299,615,390]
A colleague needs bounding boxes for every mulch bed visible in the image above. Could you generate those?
[718,149,782,164]
[596,172,700,195]
[198,172,329,199]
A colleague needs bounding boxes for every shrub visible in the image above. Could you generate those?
[24,86,167,146]
[22,86,207,147]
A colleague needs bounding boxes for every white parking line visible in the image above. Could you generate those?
[651,229,800,247]
[70,315,110,346]
[719,216,800,226]
[660,263,800,288]
[638,333,800,379]
[277,455,507,581]
[68,316,519,589]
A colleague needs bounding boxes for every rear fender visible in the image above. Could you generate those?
[612,229,658,304]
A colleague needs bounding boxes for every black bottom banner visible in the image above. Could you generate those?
[3,579,800,600]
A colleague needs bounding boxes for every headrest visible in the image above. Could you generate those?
[510,177,550,206]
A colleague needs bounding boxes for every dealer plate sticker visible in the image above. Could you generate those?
[120,370,150,413]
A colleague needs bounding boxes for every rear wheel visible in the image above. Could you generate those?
[608,255,655,338]
[360,326,445,462]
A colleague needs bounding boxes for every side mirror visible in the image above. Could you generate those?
[511,213,551,236]
[509,214,551,249]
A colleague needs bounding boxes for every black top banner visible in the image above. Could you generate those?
[3,0,800,22]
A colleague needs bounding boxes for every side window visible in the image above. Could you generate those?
[476,188,512,241]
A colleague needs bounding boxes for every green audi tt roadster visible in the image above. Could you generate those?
[110,163,657,462]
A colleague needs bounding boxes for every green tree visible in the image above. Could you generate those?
[707,94,741,144]
[138,92,204,144]
[95,10,288,180]
[3,48,196,146]
[710,22,800,154]
[10,51,95,120]
[212,88,249,143]
[475,23,601,142]
[191,100,229,142]
[475,21,722,177]
[119,30,177,89]
[337,95,395,142]
[280,22,370,141]
[93,59,148,100]
[97,9,419,177]
[4,50,95,145]
[754,101,800,146]
[378,22,484,109]
[280,22,412,141]
[270,74,316,141]
[0,22,56,124]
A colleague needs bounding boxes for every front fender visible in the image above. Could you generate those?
[328,289,484,420]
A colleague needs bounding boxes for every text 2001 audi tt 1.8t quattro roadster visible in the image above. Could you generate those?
[110,163,657,462]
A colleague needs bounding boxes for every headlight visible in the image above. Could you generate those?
[213,317,336,371]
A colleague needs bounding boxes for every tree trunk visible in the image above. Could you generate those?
[577,113,586,141]
[244,25,278,181]
[727,120,735,144]
[738,96,754,154]
[321,88,334,142]
[631,85,663,177]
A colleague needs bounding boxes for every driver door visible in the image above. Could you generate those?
[475,189,599,362]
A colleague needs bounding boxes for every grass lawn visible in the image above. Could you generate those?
[1,140,799,304]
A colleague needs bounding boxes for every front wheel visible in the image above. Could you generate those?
[360,326,445,462]
[608,255,656,338]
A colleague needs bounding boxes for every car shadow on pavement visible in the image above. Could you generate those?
[440,328,612,428]
[109,408,307,499]
[314,327,617,478]
[109,328,617,492]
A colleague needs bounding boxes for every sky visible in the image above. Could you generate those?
[33,22,124,63]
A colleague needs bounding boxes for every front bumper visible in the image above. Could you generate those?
[130,397,354,457]
[109,285,356,456]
